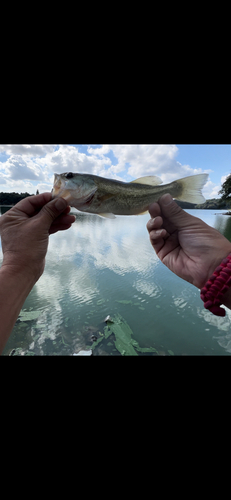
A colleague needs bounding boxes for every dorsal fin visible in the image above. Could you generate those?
[130,175,163,186]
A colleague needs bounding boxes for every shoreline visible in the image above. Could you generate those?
[214,212,231,216]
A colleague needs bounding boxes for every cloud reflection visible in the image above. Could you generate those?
[34,214,158,306]
[47,213,157,274]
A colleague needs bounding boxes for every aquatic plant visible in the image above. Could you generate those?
[87,313,158,356]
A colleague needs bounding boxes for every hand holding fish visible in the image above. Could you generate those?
[0,193,76,354]
[147,194,231,296]
[0,192,75,282]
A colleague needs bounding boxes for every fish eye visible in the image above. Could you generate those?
[66,172,73,179]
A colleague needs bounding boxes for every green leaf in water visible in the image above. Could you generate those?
[168,350,174,356]
[97,299,105,305]
[61,336,70,347]
[18,310,41,322]
[103,314,159,356]
[104,314,138,356]
[90,336,104,351]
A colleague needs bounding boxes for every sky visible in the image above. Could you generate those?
[0,144,231,199]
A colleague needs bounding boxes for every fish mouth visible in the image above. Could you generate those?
[52,173,97,207]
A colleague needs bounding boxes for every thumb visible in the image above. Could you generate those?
[38,197,68,228]
[159,193,191,228]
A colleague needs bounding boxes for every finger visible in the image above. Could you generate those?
[159,194,190,230]
[13,192,53,216]
[149,228,167,240]
[38,197,68,228]
[148,202,161,219]
[149,230,166,255]
[49,222,74,235]
[63,206,71,215]
[147,216,163,233]
[49,214,76,234]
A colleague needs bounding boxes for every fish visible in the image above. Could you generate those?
[52,171,209,219]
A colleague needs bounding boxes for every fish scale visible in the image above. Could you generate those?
[52,172,209,218]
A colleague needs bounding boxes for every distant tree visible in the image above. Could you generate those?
[36,189,39,195]
[219,174,231,206]
[0,192,31,205]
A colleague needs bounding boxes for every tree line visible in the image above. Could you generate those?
[0,190,39,205]
[177,198,229,209]
[176,175,231,210]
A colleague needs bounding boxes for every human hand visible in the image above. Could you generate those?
[147,193,231,290]
[0,192,75,282]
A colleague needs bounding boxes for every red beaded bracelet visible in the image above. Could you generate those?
[200,254,231,317]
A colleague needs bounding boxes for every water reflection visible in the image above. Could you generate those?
[47,213,158,276]
[1,208,231,355]
[186,209,231,242]
[214,215,231,242]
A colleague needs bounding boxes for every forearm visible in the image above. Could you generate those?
[0,265,37,354]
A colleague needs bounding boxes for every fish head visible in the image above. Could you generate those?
[52,172,97,206]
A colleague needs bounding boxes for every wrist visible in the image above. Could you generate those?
[0,262,38,290]
[200,252,231,316]
[1,253,44,285]
[201,243,231,289]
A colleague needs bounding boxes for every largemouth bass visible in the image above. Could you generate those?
[52,171,208,218]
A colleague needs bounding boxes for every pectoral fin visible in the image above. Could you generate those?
[98,193,116,202]
[96,193,117,218]
[131,176,163,186]
[98,212,116,219]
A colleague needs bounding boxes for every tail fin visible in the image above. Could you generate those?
[175,174,208,204]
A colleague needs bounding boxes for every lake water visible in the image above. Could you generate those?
[1,207,231,356]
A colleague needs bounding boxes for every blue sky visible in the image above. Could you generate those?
[0,144,230,199]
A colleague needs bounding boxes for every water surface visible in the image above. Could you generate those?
[1,207,231,355]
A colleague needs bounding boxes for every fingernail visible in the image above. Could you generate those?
[55,198,67,211]
[161,193,173,206]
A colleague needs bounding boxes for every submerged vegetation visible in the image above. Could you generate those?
[85,313,159,356]
[6,308,174,356]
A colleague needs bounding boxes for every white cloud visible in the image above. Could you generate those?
[0,144,215,198]
[221,174,229,185]
[39,144,112,177]
[4,155,46,181]
[106,144,206,182]
[87,145,111,156]
[202,180,221,199]
[0,144,56,156]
